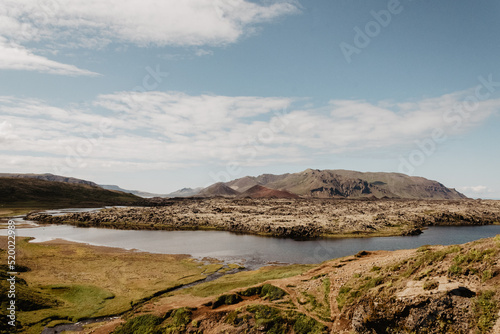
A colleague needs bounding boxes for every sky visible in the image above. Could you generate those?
[0,0,499,198]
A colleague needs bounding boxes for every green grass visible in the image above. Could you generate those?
[245,304,327,334]
[260,284,287,301]
[1,237,227,332]
[402,246,461,278]
[293,313,326,334]
[482,270,494,282]
[212,293,243,308]
[114,308,194,334]
[34,284,115,321]
[336,286,352,311]
[178,264,314,298]
[475,290,498,333]
[453,248,497,266]
[322,277,331,309]
[0,207,34,218]
[114,314,163,334]
[164,307,192,332]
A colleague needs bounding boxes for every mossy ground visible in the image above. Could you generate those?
[0,237,228,333]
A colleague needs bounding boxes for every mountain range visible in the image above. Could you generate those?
[0,169,467,201]
[197,169,466,199]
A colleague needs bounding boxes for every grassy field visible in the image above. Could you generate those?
[0,208,34,219]
[177,264,314,298]
[0,237,228,334]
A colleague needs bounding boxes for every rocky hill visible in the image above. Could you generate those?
[238,185,299,199]
[198,182,240,197]
[100,235,500,334]
[0,173,99,187]
[0,177,141,208]
[222,169,466,199]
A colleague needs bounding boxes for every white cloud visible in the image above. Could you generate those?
[457,185,496,199]
[0,38,100,76]
[458,186,493,194]
[0,120,14,143]
[194,48,214,57]
[1,87,499,175]
[0,0,299,74]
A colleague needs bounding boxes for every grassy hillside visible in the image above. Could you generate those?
[3,235,500,333]
[115,236,500,334]
[0,237,239,334]
[0,177,141,209]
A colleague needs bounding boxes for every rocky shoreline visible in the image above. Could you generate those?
[25,198,500,239]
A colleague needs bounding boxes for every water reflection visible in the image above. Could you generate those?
[2,224,500,269]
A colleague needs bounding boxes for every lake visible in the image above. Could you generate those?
[3,218,500,268]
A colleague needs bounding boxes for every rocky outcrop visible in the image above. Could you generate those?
[26,198,500,239]
[347,293,475,333]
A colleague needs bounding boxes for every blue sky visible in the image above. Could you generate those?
[1,0,499,198]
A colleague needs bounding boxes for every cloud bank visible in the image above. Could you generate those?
[1,87,499,175]
[0,0,299,75]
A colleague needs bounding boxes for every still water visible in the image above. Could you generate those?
[3,222,500,268]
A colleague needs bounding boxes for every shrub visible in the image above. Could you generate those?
[293,314,327,334]
[475,290,498,333]
[448,264,462,276]
[240,286,262,297]
[114,314,162,334]
[212,294,242,308]
[482,270,494,282]
[260,284,287,301]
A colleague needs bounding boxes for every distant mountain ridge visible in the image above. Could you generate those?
[165,187,203,198]
[2,170,467,200]
[201,169,466,200]
[199,183,240,197]
[0,173,99,187]
[0,177,140,207]
[238,185,299,199]
[100,184,167,198]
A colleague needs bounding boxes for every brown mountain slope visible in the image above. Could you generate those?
[238,185,299,199]
[198,182,240,197]
[0,173,99,187]
[0,177,141,207]
[225,169,465,199]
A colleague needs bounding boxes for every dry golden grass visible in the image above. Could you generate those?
[0,237,225,333]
